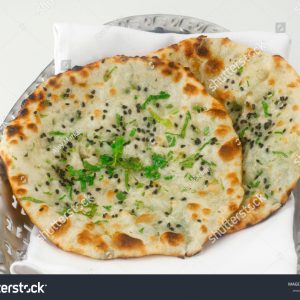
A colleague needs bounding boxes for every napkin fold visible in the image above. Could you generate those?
[11,23,295,274]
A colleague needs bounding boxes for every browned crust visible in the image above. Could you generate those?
[218,137,241,161]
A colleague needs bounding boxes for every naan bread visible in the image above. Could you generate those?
[151,37,300,232]
[0,56,243,258]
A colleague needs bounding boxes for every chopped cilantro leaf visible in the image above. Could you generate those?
[192,105,206,113]
[116,191,126,202]
[166,133,176,147]
[129,128,137,137]
[262,100,270,117]
[116,113,122,127]
[22,196,44,203]
[83,160,101,172]
[144,166,161,180]
[111,136,125,166]
[141,91,170,109]
[203,126,210,136]
[148,108,173,128]
[48,130,66,136]
[103,205,112,211]
[272,151,288,158]
[179,111,191,138]
[103,66,117,82]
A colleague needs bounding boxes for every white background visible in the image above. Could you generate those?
[0,0,299,123]
[0,0,299,274]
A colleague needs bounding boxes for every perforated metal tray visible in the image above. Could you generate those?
[0,14,228,274]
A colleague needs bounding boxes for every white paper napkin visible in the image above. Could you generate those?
[11,24,295,274]
[53,24,291,74]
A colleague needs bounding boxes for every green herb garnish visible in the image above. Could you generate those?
[48,130,66,136]
[103,66,117,82]
[103,205,112,211]
[272,151,288,158]
[179,111,191,138]
[262,100,270,117]
[116,191,126,202]
[141,91,170,109]
[166,134,176,147]
[192,105,206,113]
[111,136,125,166]
[22,196,44,203]
[129,128,137,137]
[148,108,173,128]
[203,126,209,136]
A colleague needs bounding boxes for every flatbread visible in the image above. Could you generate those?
[0,56,243,258]
[151,36,300,232]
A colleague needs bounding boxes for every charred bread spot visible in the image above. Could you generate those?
[221,37,231,45]
[215,89,232,102]
[26,123,38,132]
[288,82,297,88]
[72,65,83,71]
[160,232,184,247]
[204,58,224,76]
[11,174,28,185]
[273,55,283,68]
[183,83,199,95]
[112,232,145,251]
[19,108,29,118]
[173,71,183,83]
[218,137,241,161]
[215,124,231,137]
[202,208,211,215]
[48,78,61,89]
[195,42,210,58]
[38,204,49,213]
[228,202,238,212]
[226,188,234,195]
[28,91,44,101]
[77,229,108,251]
[135,213,154,224]
[109,87,117,96]
[170,43,180,51]
[290,124,300,135]
[200,225,208,233]
[168,61,179,69]
[86,61,100,70]
[113,56,129,63]
[15,188,28,195]
[183,40,194,57]
[187,203,200,211]
[6,125,23,138]
[51,218,72,238]
[205,108,227,119]
[226,172,240,185]
[198,191,207,197]
[80,69,89,78]
[268,78,275,86]
[69,76,77,84]
[161,67,173,76]
[192,213,198,220]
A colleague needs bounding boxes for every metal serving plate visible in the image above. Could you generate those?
[0,14,228,274]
